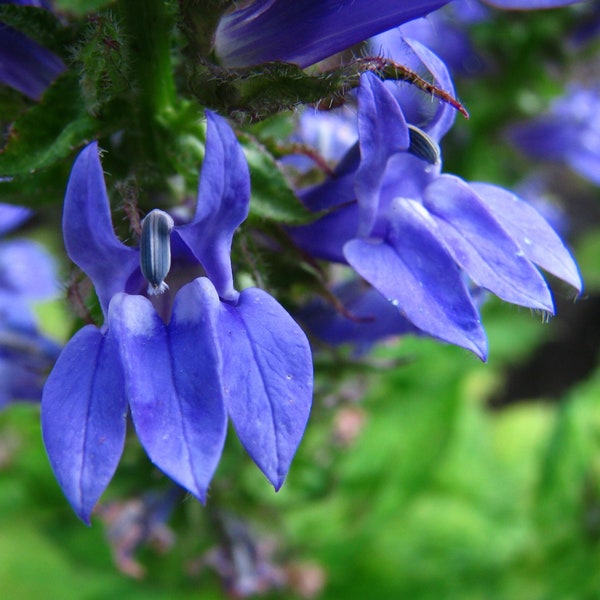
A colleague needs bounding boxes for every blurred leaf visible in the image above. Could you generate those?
[54,0,115,14]
[0,73,96,179]
[536,368,600,525]
[240,139,312,225]
[0,164,70,207]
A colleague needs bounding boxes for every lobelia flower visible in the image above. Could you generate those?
[0,203,60,407]
[291,40,581,359]
[0,1,65,100]
[508,85,600,186]
[42,111,313,524]
[214,0,452,68]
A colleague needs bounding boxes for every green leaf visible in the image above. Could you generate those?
[0,166,69,208]
[0,73,97,177]
[240,138,311,225]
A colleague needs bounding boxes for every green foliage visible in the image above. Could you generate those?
[241,138,312,225]
[187,56,467,124]
[0,73,96,179]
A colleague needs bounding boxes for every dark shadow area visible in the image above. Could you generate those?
[489,294,600,408]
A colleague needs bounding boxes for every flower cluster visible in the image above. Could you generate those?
[0,0,592,582]
[291,41,581,358]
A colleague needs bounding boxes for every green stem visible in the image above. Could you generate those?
[118,0,177,166]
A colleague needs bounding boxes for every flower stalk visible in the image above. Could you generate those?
[118,0,178,165]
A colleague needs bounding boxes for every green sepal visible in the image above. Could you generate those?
[240,138,312,226]
[188,56,468,124]
[0,72,97,177]
[188,60,345,123]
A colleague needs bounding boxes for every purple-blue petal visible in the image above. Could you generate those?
[4,1,51,7]
[0,23,65,100]
[423,175,554,311]
[510,117,574,161]
[0,318,60,406]
[289,143,360,261]
[355,72,410,237]
[0,359,42,407]
[41,325,128,524]
[0,239,57,300]
[219,288,313,490]
[290,202,359,263]
[63,142,139,316]
[214,0,452,68]
[299,279,417,351]
[508,86,600,186]
[344,198,487,359]
[470,182,582,293]
[176,111,249,301]
[109,286,228,503]
[403,37,458,140]
[0,203,31,236]
[368,33,459,138]
[299,142,360,213]
[295,107,358,165]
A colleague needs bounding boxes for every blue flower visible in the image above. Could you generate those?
[509,85,600,186]
[0,203,60,407]
[42,111,313,524]
[292,42,581,359]
[214,0,452,68]
[0,1,65,99]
